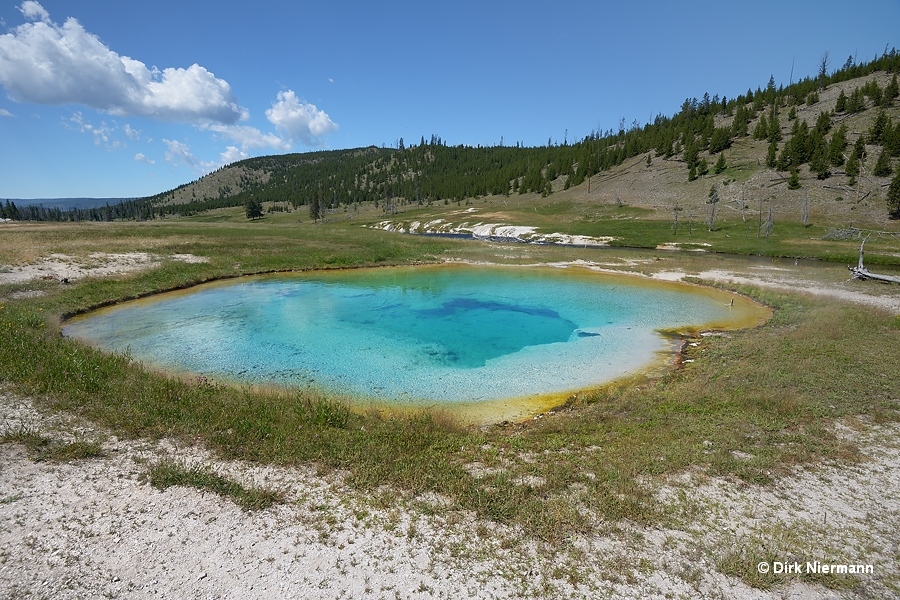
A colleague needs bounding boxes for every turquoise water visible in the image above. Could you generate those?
[63,265,742,403]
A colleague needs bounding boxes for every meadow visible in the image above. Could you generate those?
[1,202,899,592]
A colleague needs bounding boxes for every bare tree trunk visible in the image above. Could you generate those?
[849,235,900,283]
[802,190,810,226]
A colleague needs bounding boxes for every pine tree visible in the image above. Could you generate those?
[708,127,732,153]
[697,158,709,177]
[869,111,888,145]
[873,148,893,177]
[714,152,727,174]
[810,144,830,179]
[829,125,848,166]
[887,74,900,103]
[787,168,801,189]
[835,89,847,112]
[754,114,769,140]
[309,193,320,221]
[762,140,775,168]
[888,170,900,219]
[684,139,699,169]
[846,151,859,185]
[244,198,263,220]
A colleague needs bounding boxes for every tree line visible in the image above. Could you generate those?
[5,48,900,222]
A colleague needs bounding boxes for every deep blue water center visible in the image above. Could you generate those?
[63,265,745,404]
[368,296,576,368]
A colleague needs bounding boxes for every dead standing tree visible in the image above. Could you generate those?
[672,201,682,235]
[706,185,719,231]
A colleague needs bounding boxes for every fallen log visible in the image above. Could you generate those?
[848,235,900,284]
[849,265,900,283]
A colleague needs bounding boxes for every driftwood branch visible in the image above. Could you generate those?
[848,235,900,283]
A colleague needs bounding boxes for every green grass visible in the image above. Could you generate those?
[0,215,898,564]
[0,426,105,462]
[717,524,863,592]
[144,459,283,511]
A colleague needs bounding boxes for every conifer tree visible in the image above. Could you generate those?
[766,140,778,168]
[788,168,801,189]
[754,114,769,140]
[818,51,830,90]
[888,170,900,219]
[714,152,727,174]
[887,74,900,104]
[309,193,320,221]
[829,125,848,166]
[873,148,893,177]
[835,89,847,112]
[810,144,830,179]
[846,151,859,185]
[697,158,709,177]
[869,111,889,145]
[244,198,263,220]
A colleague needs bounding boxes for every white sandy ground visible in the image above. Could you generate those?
[1,252,899,598]
[1,392,898,600]
[368,220,616,247]
[647,267,900,314]
[0,253,208,286]
[518,257,900,315]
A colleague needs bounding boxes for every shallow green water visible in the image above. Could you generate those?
[63,264,750,404]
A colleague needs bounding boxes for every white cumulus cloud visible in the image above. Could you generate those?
[163,139,198,167]
[0,2,246,123]
[123,123,140,141]
[134,152,154,164]
[203,123,291,152]
[0,108,12,117]
[163,138,217,173]
[220,146,249,165]
[18,1,49,23]
[265,90,337,146]
[65,111,121,148]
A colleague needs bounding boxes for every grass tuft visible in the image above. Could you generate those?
[0,426,104,462]
[144,459,284,511]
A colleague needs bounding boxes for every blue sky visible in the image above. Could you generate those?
[1,0,898,199]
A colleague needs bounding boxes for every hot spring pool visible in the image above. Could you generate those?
[63,264,769,417]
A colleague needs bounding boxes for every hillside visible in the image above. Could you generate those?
[5,53,900,230]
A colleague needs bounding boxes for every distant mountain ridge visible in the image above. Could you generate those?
[8,198,132,210]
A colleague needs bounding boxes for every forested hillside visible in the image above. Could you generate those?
[4,50,900,223]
